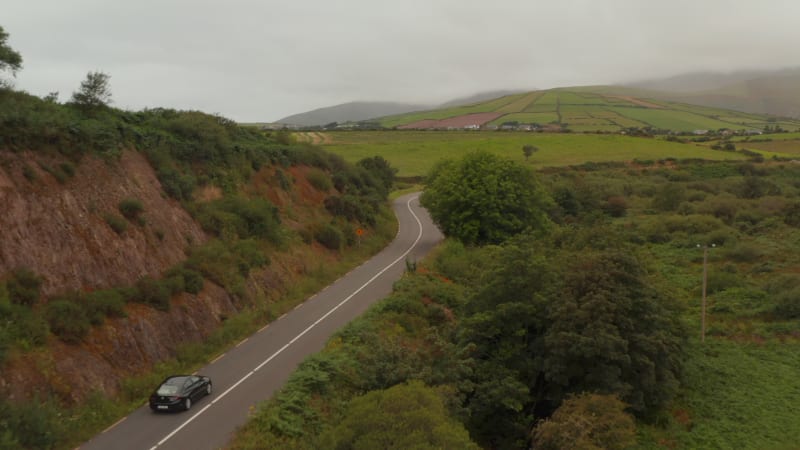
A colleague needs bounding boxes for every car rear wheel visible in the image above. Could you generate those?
[206,383,212,396]
[184,398,192,411]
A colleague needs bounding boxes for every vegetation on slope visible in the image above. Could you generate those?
[230,154,800,449]
[0,28,400,449]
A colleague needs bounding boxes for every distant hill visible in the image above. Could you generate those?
[436,89,528,108]
[277,90,531,126]
[623,68,800,118]
[277,101,428,127]
[374,87,800,133]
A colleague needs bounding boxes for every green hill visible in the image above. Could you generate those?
[376,88,800,133]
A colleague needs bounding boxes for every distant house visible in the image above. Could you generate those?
[693,129,709,135]
[745,129,763,135]
[463,124,480,130]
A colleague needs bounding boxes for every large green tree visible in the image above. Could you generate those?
[319,380,479,450]
[421,151,552,245]
[540,249,684,415]
[0,25,23,85]
[457,235,684,446]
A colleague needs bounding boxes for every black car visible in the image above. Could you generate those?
[149,375,212,412]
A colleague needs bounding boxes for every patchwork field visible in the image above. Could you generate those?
[375,88,800,133]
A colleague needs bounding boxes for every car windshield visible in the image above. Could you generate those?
[156,377,188,396]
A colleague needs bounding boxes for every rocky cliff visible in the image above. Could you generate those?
[0,149,336,403]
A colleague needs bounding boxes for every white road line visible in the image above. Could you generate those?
[235,338,248,348]
[101,416,126,434]
[258,324,269,333]
[150,196,424,449]
[210,354,225,364]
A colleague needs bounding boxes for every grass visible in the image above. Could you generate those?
[318,131,747,177]
[636,339,800,450]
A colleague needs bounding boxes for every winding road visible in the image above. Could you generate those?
[79,193,443,450]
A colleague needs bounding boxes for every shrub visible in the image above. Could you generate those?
[306,168,332,192]
[58,162,75,178]
[134,276,171,311]
[314,223,343,250]
[46,300,91,343]
[193,196,282,243]
[532,393,636,450]
[724,243,764,263]
[118,198,144,221]
[22,164,37,182]
[85,289,127,319]
[103,213,128,234]
[603,196,628,217]
[774,287,800,319]
[181,268,204,294]
[7,268,42,306]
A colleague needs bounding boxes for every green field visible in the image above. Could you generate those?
[488,112,560,126]
[319,131,747,177]
[375,87,800,133]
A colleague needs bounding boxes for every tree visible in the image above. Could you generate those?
[522,144,538,161]
[532,393,637,450]
[540,249,684,416]
[0,25,23,86]
[71,71,112,108]
[319,381,479,450]
[357,155,397,196]
[421,151,552,245]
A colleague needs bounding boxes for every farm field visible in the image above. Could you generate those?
[317,130,748,177]
[736,138,800,155]
[376,87,800,133]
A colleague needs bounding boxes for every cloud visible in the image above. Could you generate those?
[4,0,799,121]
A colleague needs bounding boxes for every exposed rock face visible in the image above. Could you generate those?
[0,149,225,402]
[0,284,238,403]
[0,150,206,295]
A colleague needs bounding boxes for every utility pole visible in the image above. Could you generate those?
[699,243,716,343]
[701,245,708,343]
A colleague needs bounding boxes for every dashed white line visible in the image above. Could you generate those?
[149,196,424,449]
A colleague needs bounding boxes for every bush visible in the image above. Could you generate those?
[306,168,332,192]
[603,195,628,217]
[192,196,282,243]
[724,243,764,263]
[85,289,127,319]
[134,276,171,311]
[46,299,91,343]
[314,223,343,250]
[118,198,144,221]
[103,213,128,234]
[532,393,637,450]
[7,268,42,306]
[774,287,800,319]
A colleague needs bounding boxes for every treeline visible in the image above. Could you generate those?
[230,152,800,449]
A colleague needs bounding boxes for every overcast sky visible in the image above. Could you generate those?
[3,0,799,122]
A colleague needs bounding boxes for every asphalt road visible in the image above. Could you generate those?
[79,193,443,450]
